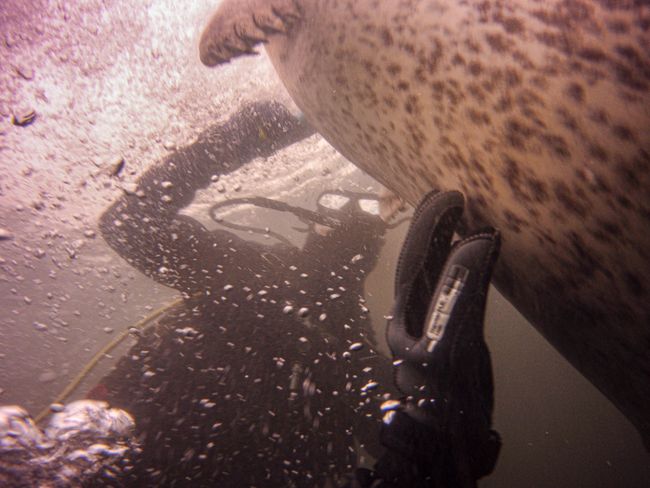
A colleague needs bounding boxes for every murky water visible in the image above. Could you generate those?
[1,1,648,486]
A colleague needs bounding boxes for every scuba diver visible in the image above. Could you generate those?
[93,100,399,487]
[0,100,501,487]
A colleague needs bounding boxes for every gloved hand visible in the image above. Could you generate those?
[384,190,501,486]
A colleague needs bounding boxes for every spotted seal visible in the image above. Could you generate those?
[199,1,650,446]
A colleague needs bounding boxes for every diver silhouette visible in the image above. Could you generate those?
[93,101,501,487]
[95,101,396,487]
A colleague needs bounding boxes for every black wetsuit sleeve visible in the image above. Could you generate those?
[98,101,315,294]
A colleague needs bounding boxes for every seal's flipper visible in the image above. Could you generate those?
[199,0,301,66]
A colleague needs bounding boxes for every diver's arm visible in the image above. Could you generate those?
[99,101,314,293]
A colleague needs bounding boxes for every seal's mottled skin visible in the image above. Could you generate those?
[200,0,650,446]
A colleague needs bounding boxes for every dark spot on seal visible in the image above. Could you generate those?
[362,60,380,78]
[611,61,648,91]
[335,73,349,88]
[549,208,567,224]
[520,107,544,128]
[640,205,650,226]
[614,156,644,189]
[504,67,522,87]
[462,39,480,55]
[556,106,580,133]
[386,63,401,77]
[485,32,509,53]
[616,194,632,209]
[607,19,630,33]
[535,228,557,246]
[380,27,394,47]
[615,43,642,63]
[565,82,585,103]
[553,181,588,218]
[504,117,537,150]
[624,271,645,297]
[588,144,609,163]
[512,50,535,69]
[466,82,487,103]
[404,95,421,116]
[468,157,495,191]
[526,177,549,203]
[530,75,549,89]
[517,89,545,111]
[567,231,608,280]
[468,61,483,76]
[466,108,491,125]
[578,46,607,63]
[498,16,525,34]
[638,16,650,31]
[452,53,466,66]
[531,9,561,27]
[500,155,549,205]
[465,195,490,228]
[566,1,595,22]
[632,148,650,175]
[399,41,416,55]
[612,124,637,142]
[536,30,572,54]
[597,218,622,237]
[589,108,609,125]
[541,133,572,160]
[591,227,613,244]
[405,121,425,156]
[503,209,526,233]
[383,95,398,109]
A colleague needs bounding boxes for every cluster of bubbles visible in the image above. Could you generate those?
[0,400,138,487]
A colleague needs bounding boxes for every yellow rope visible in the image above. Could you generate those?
[35,297,185,424]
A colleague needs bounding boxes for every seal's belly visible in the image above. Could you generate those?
[266,0,650,439]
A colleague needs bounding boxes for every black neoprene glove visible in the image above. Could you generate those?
[380,190,502,487]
